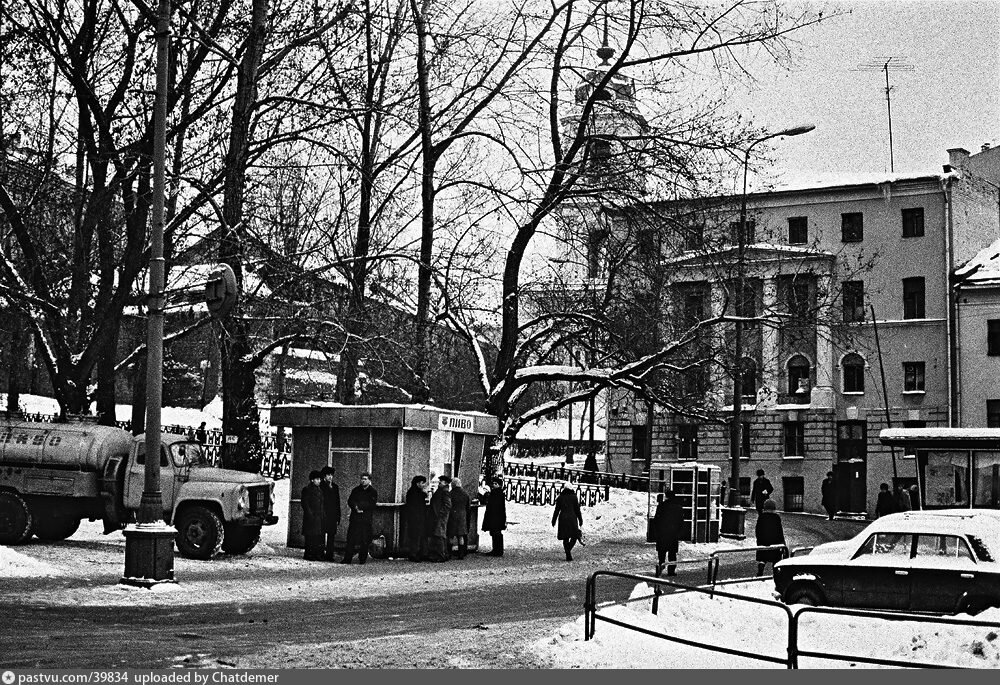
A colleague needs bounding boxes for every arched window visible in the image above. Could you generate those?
[842,353,865,393]
[740,358,758,398]
[787,355,811,395]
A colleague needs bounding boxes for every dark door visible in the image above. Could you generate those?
[908,534,979,613]
[841,532,912,610]
[837,421,867,513]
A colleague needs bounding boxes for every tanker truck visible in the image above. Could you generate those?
[0,419,278,559]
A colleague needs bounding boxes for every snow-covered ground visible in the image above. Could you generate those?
[3,394,1000,668]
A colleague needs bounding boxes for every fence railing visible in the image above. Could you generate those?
[585,564,1000,668]
[504,475,609,507]
[505,462,650,492]
[509,438,605,461]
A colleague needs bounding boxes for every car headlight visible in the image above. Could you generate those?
[237,486,248,510]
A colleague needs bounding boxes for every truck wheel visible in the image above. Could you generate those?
[221,525,261,555]
[175,506,224,559]
[32,515,81,541]
[0,491,34,545]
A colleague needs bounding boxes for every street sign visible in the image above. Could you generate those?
[439,414,474,432]
[205,264,239,318]
[225,434,238,444]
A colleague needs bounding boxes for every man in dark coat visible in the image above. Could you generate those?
[427,475,453,562]
[875,482,896,518]
[195,422,207,446]
[403,475,429,562]
[320,466,341,561]
[755,499,786,576]
[300,470,325,561]
[447,477,471,559]
[342,472,378,564]
[481,477,507,557]
[820,471,837,520]
[750,469,773,513]
[895,484,912,512]
[552,482,583,561]
[653,488,684,576]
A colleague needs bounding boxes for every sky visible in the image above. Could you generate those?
[734,0,1000,189]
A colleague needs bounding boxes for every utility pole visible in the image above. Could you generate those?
[121,0,175,587]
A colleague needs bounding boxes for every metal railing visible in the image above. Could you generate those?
[505,461,650,492]
[504,475,609,507]
[585,557,1000,668]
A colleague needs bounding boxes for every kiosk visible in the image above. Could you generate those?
[646,460,721,543]
[272,403,498,555]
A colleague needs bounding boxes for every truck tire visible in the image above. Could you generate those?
[175,506,224,559]
[221,524,261,555]
[32,514,81,541]
[0,491,34,545]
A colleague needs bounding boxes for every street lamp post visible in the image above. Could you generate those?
[121,0,176,586]
[727,125,815,513]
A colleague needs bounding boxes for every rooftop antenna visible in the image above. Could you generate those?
[855,56,915,172]
[596,6,614,64]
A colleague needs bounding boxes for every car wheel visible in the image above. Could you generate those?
[785,584,823,607]
[0,491,34,545]
[175,506,224,559]
[959,596,996,616]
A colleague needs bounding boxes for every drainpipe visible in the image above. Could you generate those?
[942,175,956,427]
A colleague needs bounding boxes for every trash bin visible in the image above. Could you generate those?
[719,506,746,540]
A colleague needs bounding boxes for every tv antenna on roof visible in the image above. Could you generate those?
[855,56,915,172]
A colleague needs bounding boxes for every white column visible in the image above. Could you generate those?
[708,282,729,406]
[761,278,779,397]
[813,274,836,408]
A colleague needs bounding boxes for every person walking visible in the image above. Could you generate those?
[894,484,912,512]
[428,475,453,562]
[320,466,341,561]
[403,475,429,562]
[909,483,921,510]
[342,472,378,564]
[652,488,684,576]
[300,470,325,561]
[755,499,786,576]
[552,482,583,561]
[751,469,773,513]
[448,477,471,559]
[820,471,837,520]
[481,477,507,557]
[195,421,207,446]
[875,482,896,518]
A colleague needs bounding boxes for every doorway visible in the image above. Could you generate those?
[836,421,868,513]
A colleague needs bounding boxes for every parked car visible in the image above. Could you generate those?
[773,509,1000,615]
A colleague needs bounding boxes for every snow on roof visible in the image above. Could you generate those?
[880,427,1000,446]
[763,170,957,195]
[956,237,1000,284]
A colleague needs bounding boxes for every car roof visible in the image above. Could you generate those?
[863,509,1000,538]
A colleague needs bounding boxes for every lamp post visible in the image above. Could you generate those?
[727,124,815,512]
[121,0,176,586]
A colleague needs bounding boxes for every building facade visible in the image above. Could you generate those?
[599,169,1000,516]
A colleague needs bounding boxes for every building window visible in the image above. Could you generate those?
[740,421,752,459]
[684,222,704,250]
[843,281,865,323]
[784,421,805,457]
[677,424,699,460]
[903,361,925,392]
[680,286,706,326]
[780,276,812,323]
[988,400,1000,428]
[989,320,1000,356]
[842,353,866,393]
[788,216,808,245]
[728,220,756,245]
[902,277,925,319]
[783,476,805,512]
[787,355,811,395]
[842,212,863,242]
[902,419,926,458]
[631,425,650,469]
[740,358,758,399]
[902,207,925,238]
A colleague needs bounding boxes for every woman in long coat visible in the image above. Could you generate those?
[428,476,453,561]
[300,470,325,561]
[551,482,583,561]
[403,475,429,562]
[481,477,507,557]
[653,488,684,576]
[755,499,786,576]
[447,477,471,559]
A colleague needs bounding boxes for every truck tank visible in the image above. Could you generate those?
[0,420,133,472]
